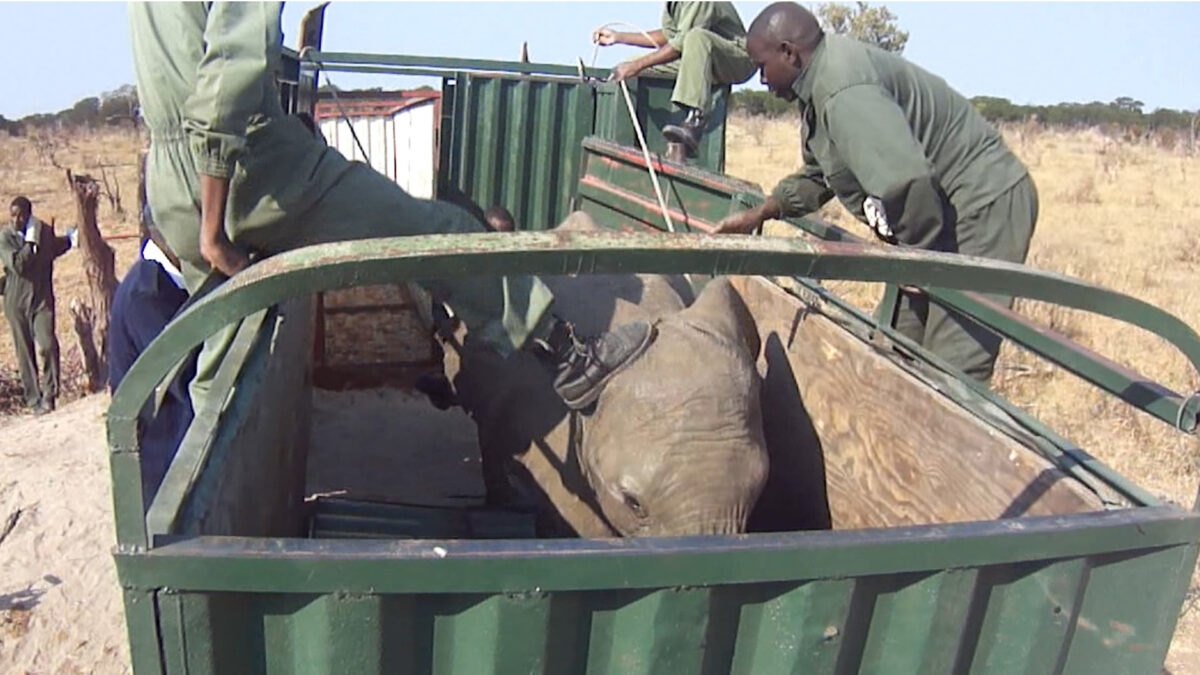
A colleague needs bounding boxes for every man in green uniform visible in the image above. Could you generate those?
[128,2,654,414]
[595,2,756,154]
[1,197,74,414]
[718,2,1038,384]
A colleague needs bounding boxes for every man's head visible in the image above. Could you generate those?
[484,205,515,233]
[747,2,825,102]
[9,196,31,229]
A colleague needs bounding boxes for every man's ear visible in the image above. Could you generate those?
[780,40,802,67]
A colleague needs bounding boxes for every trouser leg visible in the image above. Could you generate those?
[6,308,39,406]
[31,305,58,404]
[919,176,1039,382]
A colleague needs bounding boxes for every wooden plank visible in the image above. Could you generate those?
[729,276,1103,529]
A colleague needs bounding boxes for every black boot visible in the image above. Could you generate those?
[532,318,657,410]
[662,108,706,156]
[415,372,458,410]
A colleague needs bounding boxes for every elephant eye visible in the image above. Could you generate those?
[623,492,646,518]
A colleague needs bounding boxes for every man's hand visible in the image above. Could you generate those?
[716,198,785,235]
[592,27,618,46]
[199,173,249,277]
[608,60,642,83]
[200,234,250,277]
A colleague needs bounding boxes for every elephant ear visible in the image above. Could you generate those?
[675,277,761,360]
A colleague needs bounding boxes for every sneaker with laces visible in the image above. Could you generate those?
[533,319,657,410]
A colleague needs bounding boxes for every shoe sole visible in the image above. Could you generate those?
[561,323,658,411]
[662,125,700,154]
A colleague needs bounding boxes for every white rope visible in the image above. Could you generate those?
[590,23,676,233]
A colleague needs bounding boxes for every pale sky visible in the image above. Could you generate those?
[1,1,1196,119]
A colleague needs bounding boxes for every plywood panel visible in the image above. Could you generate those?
[729,276,1103,530]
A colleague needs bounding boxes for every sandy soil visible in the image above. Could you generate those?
[0,394,129,675]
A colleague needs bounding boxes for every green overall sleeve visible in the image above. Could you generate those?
[182,2,283,179]
[822,84,947,249]
[769,145,835,218]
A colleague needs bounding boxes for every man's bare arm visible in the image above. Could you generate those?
[593,27,666,49]
[198,174,249,277]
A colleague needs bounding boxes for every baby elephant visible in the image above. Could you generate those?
[443,213,769,537]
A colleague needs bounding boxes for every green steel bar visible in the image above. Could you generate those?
[875,283,902,327]
[144,311,270,540]
[109,232,1200,452]
[301,49,646,82]
[931,288,1199,432]
[113,506,1200,593]
[121,588,165,675]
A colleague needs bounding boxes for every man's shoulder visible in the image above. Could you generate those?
[811,35,882,104]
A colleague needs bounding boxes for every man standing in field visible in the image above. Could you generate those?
[0,197,74,414]
[595,2,756,155]
[718,2,1038,384]
[128,2,654,415]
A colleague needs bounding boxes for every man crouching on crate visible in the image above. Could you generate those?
[127,2,657,419]
[594,2,757,156]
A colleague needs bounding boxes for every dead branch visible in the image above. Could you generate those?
[64,170,118,392]
[99,166,124,217]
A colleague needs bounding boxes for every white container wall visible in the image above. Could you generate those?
[317,98,437,199]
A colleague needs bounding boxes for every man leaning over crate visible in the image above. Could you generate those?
[594,2,756,156]
[716,2,1039,384]
[128,2,656,418]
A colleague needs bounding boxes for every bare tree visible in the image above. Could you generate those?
[65,170,118,391]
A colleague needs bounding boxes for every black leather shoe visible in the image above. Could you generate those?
[536,319,657,410]
[415,372,458,410]
[663,108,706,157]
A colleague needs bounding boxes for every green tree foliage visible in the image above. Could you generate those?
[968,96,1197,135]
[816,1,909,54]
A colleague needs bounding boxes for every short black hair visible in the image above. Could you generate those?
[10,196,31,215]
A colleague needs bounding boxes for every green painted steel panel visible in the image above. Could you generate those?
[437,73,728,231]
[138,547,1197,674]
[595,74,729,174]
[439,73,595,231]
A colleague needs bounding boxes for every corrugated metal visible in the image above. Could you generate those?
[437,72,729,231]
[318,98,437,199]
[147,544,1194,674]
[438,73,593,231]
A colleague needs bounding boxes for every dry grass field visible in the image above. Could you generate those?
[0,117,1196,672]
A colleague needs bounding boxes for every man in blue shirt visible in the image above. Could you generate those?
[108,216,193,506]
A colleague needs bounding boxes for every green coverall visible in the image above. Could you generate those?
[0,219,69,407]
[650,2,756,114]
[769,34,1038,383]
[128,2,554,409]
